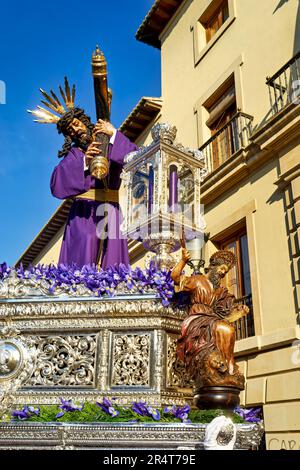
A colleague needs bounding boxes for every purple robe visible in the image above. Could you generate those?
[50,131,138,268]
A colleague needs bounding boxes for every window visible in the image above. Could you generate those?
[203,0,229,43]
[218,226,255,339]
[204,75,237,170]
[219,229,251,299]
[192,0,236,66]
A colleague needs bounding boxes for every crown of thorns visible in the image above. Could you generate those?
[209,250,237,269]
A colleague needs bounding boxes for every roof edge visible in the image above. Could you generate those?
[136,0,184,49]
[120,96,162,141]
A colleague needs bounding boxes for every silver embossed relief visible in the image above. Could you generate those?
[167,335,192,389]
[25,335,97,387]
[0,341,22,379]
[0,421,264,450]
[0,326,37,419]
[110,333,151,387]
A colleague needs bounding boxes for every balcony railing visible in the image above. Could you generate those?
[234,294,255,340]
[200,111,254,175]
[266,50,300,115]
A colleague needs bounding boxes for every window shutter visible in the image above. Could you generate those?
[206,84,236,127]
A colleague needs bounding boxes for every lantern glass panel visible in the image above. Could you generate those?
[178,166,194,225]
[130,164,153,226]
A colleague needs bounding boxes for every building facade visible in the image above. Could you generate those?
[17,0,300,449]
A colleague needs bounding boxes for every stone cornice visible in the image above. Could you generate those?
[235,326,300,356]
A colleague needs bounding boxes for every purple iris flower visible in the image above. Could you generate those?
[125,274,134,289]
[12,406,40,420]
[132,401,161,421]
[0,262,10,278]
[105,286,116,297]
[234,406,262,423]
[132,401,149,416]
[56,398,84,418]
[147,406,161,421]
[12,410,29,420]
[96,397,119,417]
[108,407,119,417]
[25,406,40,416]
[164,404,191,423]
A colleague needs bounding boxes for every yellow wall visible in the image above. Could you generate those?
[33,226,64,266]
[160,0,299,146]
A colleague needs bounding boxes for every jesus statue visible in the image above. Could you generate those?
[29,78,137,269]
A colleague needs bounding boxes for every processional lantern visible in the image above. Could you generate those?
[121,123,207,269]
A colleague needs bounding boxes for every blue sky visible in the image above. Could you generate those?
[0,0,160,265]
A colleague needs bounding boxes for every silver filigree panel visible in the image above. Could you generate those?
[24,335,97,387]
[110,333,151,387]
[167,334,192,389]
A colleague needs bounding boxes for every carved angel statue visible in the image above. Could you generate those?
[171,246,249,389]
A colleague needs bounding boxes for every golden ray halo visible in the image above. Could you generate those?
[28,77,76,124]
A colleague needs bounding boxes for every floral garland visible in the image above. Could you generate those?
[0,262,176,306]
[9,398,260,424]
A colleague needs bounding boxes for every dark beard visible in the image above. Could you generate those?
[208,268,221,289]
[73,129,93,151]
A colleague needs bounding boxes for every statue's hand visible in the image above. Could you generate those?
[93,119,115,138]
[182,248,191,263]
[204,416,237,450]
[236,303,250,314]
[85,141,102,164]
[227,303,249,323]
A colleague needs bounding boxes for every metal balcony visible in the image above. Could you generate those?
[234,293,255,340]
[266,50,300,115]
[200,111,254,175]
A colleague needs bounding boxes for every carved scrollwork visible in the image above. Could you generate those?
[0,295,190,407]
[167,335,192,389]
[0,298,187,322]
[111,333,151,387]
[14,389,191,407]
[25,335,97,387]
